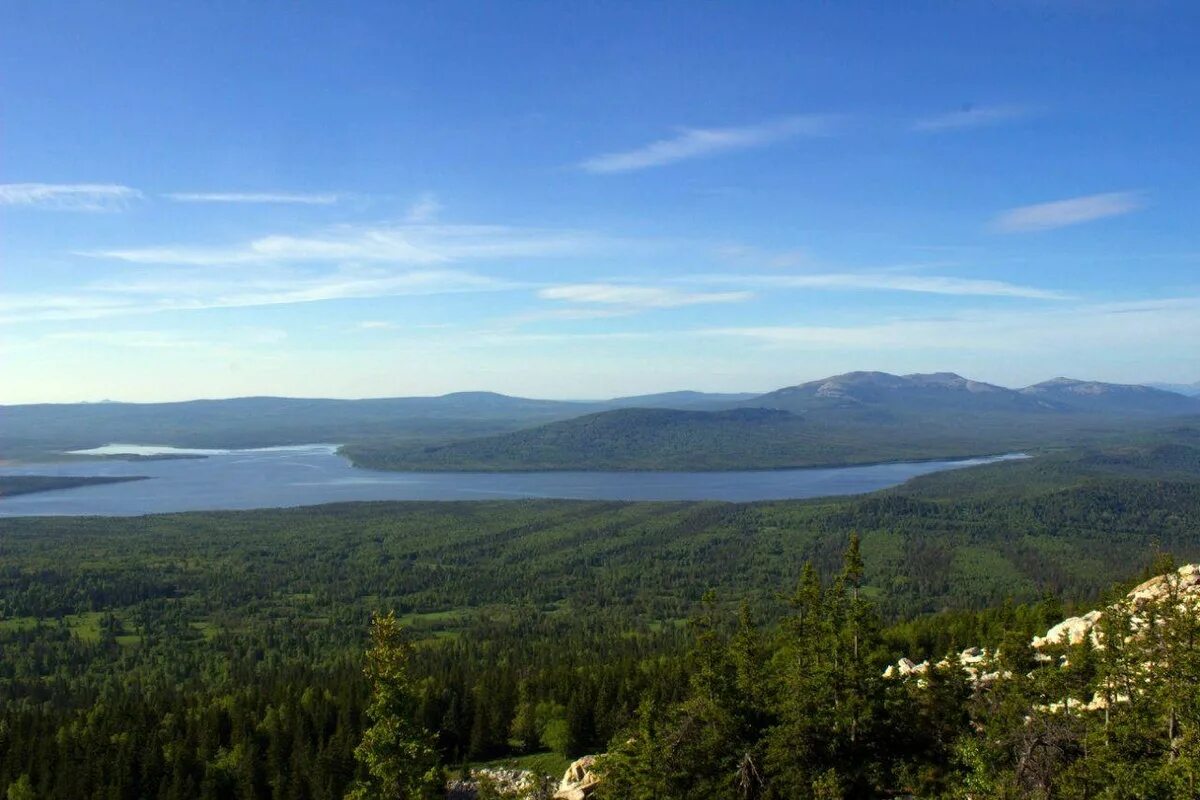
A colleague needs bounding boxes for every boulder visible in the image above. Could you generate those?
[445,767,549,799]
[887,564,1200,717]
[1129,564,1200,605]
[1129,574,1168,604]
[1032,609,1102,649]
[554,755,600,800]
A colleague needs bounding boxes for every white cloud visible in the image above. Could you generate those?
[164,191,339,205]
[84,223,591,266]
[580,115,837,173]
[690,272,1068,300]
[700,297,1200,352]
[91,234,444,266]
[991,192,1143,233]
[12,218,597,326]
[0,267,515,325]
[539,283,752,308]
[912,104,1030,132]
[405,193,442,223]
[0,183,141,211]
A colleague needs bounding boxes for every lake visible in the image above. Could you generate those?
[0,444,1028,516]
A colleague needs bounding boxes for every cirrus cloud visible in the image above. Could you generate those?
[699,297,1200,354]
[164,191,339,205]
[991,191,1144,233]
[0,267,515,325]
[0,183,142,211]
[689,272,1068,300]
[539,283,752,308]
[580,115,839,174]
[83,223,593,266]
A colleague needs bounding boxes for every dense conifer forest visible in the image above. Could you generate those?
[6,0,1199,794]
[0,475,147,498]
[2,446,1200,798]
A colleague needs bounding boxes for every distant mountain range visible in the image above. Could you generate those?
[1146,381,1200,397]
[0,390,743,458]
[753,371,1200,416]
[344,372,1200,471]
[5,372,1199,468]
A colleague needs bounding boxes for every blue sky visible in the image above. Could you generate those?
[2,1,1199,402]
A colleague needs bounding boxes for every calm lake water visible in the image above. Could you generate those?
[0,444,1027,517]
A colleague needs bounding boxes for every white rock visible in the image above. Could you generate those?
[555,756,600,800]
[1032,609,1103,649]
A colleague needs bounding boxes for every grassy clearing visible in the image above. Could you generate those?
[0,611,141,645]
[474,751,573,778]
[189,620,220,641]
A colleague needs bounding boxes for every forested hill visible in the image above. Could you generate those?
[0,390,747,460]
[6,373,1198,467]
[344,407,868,471]
[0,475,147,497]
[343,408,1200,474]
[2,440,1200,798]
[0,392,597,458]
[346,373,1200,472]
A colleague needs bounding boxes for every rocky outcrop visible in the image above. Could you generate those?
[1128,563,1200,603]
[441,755,602,799]
[884,564,1200,713]
[553,756,600,800]
[883,645,1008,685]
[1030,609,1104,649]
[445,767,553,799]
[1028,564,1200,653]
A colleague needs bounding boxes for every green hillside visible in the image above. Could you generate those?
[7,373,1198,469]
[0,392,599,459]
[345,373,1200,472]
[0,474,148,498]
[2,441,1200,797]
[344,407,905,471]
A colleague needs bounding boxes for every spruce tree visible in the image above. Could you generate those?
[345,612,443,800]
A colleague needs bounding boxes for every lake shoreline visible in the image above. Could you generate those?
[340,448,1031,474]
[0,447,1031,517]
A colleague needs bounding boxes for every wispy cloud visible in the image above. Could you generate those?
[580,115,838,174]
[164,191,339,205]
[690,272,1068,300]
[0,183,142,211]
[991,191,1144,233]
[700,297,1200,352]
[84,223,592,266]
[91,234,445,266]
[0,267,515,325]
[912,104,1030,132]
[405,193,442,223]
[539,283,752,308]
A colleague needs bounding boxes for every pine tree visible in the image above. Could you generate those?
[765,536,888,798]
[5,775,35,800]
[764,561,836,798]
[597,592,767,799]
[345,612,443,800]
